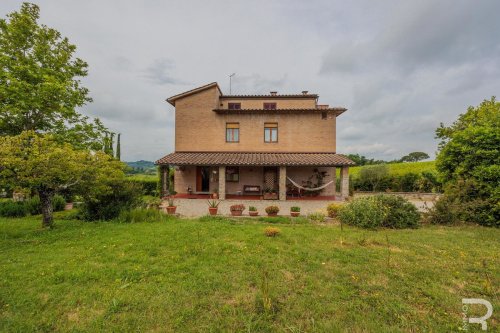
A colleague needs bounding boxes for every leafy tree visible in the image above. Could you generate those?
[400,152,430,162]
[433,97,499,226]
[0,3,109,150]
[359,164,389,191]
[0,131,125,227]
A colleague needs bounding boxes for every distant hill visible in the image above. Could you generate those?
[125,160,156,175]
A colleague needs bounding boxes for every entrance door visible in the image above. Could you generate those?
[263,167,278,191]
[196,166,210,192]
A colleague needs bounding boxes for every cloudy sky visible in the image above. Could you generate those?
[1,1,499,162]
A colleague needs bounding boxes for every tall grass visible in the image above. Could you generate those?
[117,208,173,223]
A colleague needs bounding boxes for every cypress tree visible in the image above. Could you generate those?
[116,133,121,160]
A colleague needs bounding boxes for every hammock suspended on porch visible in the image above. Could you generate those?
[286,177,334,191]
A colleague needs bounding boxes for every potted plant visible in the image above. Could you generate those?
[166,197,177,215]
[263,188,278,200]
[248,206,259,216]
[212,188,219,199]
[230,204,245,216]
[290,206,300,217]
[207,199,220,215]
[265,205,280,217]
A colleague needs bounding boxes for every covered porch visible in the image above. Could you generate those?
[156,152,355,201]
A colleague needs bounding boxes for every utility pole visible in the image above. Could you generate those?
[229,73,236,94]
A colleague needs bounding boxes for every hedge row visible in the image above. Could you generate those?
[352,171,442,193]
[0,195,66,217]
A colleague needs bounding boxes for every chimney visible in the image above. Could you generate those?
[302,90,308,95]
[270,91,277,96]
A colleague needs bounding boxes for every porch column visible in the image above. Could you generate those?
[218,166,226,200]
[279,166,287,201]
[340,166,349,200]
[161,165,169,197]
[331,167,337,197]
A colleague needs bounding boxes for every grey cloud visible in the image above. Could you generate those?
[230,74,289,95]
[1,0,498,161]
[142,58,186,85]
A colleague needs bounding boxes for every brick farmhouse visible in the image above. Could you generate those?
[156,82,354,201]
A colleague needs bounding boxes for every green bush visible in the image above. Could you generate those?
[128,177,158,196]
[339,195,420,229]
[0,201,28,217]
[326,203,342,218]
[24,195,66,215]
[425,179,499,227]
[118,208,171,223]
[80,181,142,221]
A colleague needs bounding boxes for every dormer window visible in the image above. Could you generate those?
[228,103,241,110]
[263,102,277,110]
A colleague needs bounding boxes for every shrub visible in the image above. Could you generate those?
[265,206,279,214]
[400,173,420,192]
[249,206,257,212]
[25,196,41,215]
[128,177,158,196]
[425,179,499,227]
[338,194,420,229]
[376,195,420,228]
[326,203,342,218]
[52,195,66,212]
[230,204,245,212]
[290,206,300,212]
[118,208,171,223]
[0,200,28,217]
[264,227,281,237]
[307,212,326,222]
[80,180,142,221]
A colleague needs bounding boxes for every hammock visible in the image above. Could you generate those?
[286,177,334,191]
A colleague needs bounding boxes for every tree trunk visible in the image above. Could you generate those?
[39,190,54,228]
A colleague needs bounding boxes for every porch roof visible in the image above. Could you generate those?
[155,152,355,167]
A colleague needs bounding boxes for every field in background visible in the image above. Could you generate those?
[1,215,498,332]
[349,161,436,178]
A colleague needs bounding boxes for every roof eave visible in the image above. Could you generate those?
[166,82,222,106]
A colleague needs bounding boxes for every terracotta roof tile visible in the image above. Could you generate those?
[156,152,355,166]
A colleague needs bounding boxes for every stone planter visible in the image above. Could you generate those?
[166,206,177,215]
[249,211,259,216]
[64,202,74,211]
[291,212,300,217]
[231,210,243,216]
[208,207,218,215]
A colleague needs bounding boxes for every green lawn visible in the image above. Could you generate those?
[0,215,498,332]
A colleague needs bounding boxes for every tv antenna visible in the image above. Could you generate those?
[229,73,236,94]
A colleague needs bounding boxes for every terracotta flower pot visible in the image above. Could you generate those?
[166,206,177,215]
[231,210,243,216]
[291,212,300,217]
[249,211,259,216]
[64,202,74,211]
[208,207,218,215]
